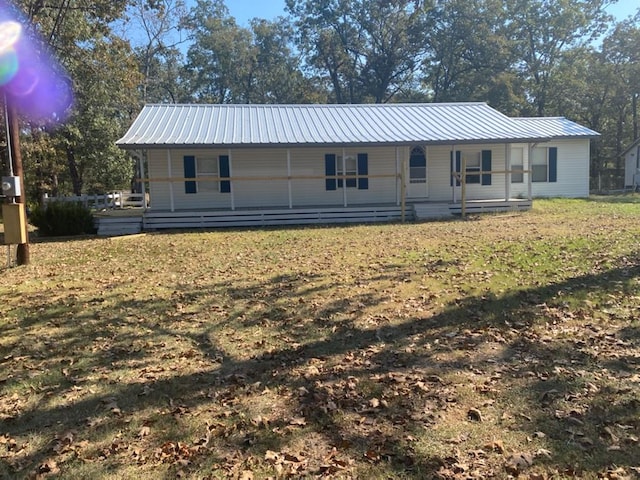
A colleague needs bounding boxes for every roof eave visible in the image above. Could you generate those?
[116,136,553,150]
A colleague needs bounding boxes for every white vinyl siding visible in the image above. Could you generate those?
[146,147,398,210]
[510,140,590,198]
[144,139,590,211]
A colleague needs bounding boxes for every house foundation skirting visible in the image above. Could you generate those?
[94,199,532,236]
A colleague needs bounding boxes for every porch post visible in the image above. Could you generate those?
[167,149,174,212]
[505,144,511,201]
[228,149,235,211]
[527,144,533,200]
[451,145,456,203]
[461,150,467,219]
[341,148,347,207]
[401,147,407,222]
[287,149,293,209]
[396,147,401,206]
[138,151,148,209]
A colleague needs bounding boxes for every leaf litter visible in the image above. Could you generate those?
[0,198,639,478]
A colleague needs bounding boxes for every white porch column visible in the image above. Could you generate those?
[138,152,147,209]
[505,144,511,201]
[451,145,457,203]
[167,150,174,212]
[396,147,401,206]
[228,149,235,211]
[401,148,407,222]
[342,148,347,207]
[287,149,293,209]
[527,144,533,200]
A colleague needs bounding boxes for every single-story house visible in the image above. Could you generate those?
[622,137,640,190]
[110,103,598,233]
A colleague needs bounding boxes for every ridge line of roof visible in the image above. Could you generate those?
[141,102,490,108]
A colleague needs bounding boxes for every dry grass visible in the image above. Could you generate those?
[1,196,640,479]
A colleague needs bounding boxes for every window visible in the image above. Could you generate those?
[184,155,230,194]
[337,155,357,188]
[532,147,558,183]
[511,148,524,183]
[465,152,481,184]
[410,147,427,184]
[325,153,368,190]
[450,150,492,186]
[197,157,218,192]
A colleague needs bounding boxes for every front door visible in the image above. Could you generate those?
[407,146,428,198]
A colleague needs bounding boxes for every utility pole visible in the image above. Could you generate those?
[5,97,29,265]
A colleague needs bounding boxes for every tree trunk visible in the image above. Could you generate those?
[66,146,83,195]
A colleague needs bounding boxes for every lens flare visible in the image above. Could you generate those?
[0,48,17,85]
[0,20,20,85]
[0,20,21,53]
[0,8,73,122]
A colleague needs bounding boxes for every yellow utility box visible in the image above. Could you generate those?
[2,203,28,244]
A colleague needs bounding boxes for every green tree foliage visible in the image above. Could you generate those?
[506,0,612,116]
[10,0,142,198]
[183,0,321,104]
[123,0,190,104]
[286,0,433,103]
[6,0,640,201]
[424,0,525,113]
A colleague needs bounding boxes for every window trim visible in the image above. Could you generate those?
[451,150,492,186]
[531,146,558,183]
[325,152,368,190]
[196,156,220,193]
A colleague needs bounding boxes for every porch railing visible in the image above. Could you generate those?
[42,192,145,209]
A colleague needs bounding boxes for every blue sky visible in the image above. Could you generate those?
[226,1,638,26]
[227,0,287,26]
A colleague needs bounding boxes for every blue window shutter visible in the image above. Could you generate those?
[357,153,368,190]
[548,147,557,182]
[184,156,196,194]
[325,154,336,190]
[219,155,231,193]
[481,150,492,186]
[450,151,461,186]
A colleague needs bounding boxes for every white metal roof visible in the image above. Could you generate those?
[512,117,599,139]
[117,103,582,149]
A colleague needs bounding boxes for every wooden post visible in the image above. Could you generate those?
[6,99,29,265]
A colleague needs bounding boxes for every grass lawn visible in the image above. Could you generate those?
[1,197,640,479]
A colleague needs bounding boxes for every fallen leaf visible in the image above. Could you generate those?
[289,417,306,426]
[467,408,483,422]
[505,452,534,475]
[364,450,380,462]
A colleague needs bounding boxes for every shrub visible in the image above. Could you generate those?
[30,201,96,236]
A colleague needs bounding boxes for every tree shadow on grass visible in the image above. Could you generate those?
[1,252,639,478]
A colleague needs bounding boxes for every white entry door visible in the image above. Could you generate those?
[407,146,428,198]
